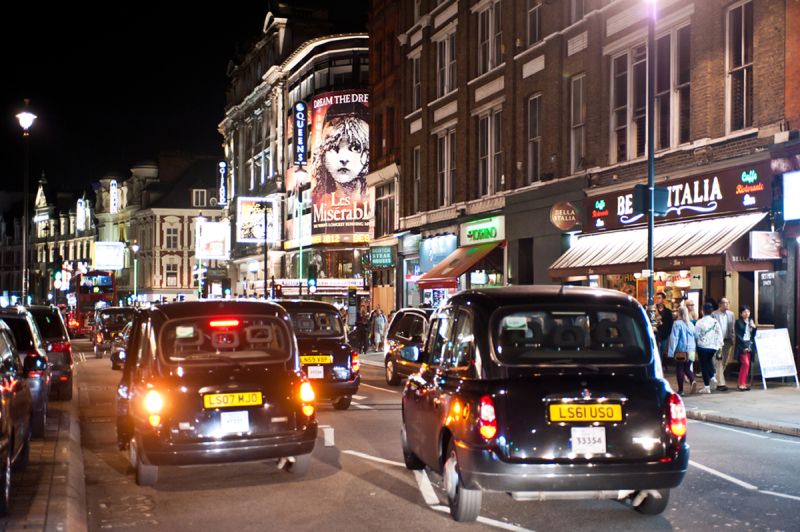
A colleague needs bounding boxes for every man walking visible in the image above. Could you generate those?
[655,292,673,365]
[712,297,736,391]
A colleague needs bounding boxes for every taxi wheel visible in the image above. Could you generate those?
[400,424,424,470]
[0,450,11,516]
[332,396,352,410]
[385,358,400,386]
[284,454,311,476]
[444,441,481,522]
[132,438,158,486]
[632,489,670,515]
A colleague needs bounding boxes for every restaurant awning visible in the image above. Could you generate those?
[549,212,769,279]
[417,242,501,290]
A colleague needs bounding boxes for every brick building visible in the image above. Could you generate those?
[395,0,799,347]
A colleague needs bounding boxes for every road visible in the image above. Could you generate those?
[72,339,800,531]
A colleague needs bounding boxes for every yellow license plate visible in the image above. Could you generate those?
[203,392,263,409]
[300,355,333,365]
[549,403,623,422]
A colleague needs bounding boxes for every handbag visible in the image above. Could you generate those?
[674,351,688,361]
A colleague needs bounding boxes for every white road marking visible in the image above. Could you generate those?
[414,470,440,506]
[759,490,800,502]
[690,419,800,444]
[431,505,535,532]
[689,460,758,490]
[359,359,384,368]
[360,382,400,394]
[341,450,405,468]
[353,403,373,410]
[352,395,367,400]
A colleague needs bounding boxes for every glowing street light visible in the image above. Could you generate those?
[16,99,37,304]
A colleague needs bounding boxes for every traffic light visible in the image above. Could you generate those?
[307,264,318,294]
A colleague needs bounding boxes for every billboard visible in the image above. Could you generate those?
[784,170,800,221]
[309,90,370,236]
[93,241,125,270]
[196,221,231,260]
[236,196,280,244]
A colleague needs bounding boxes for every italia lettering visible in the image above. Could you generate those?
[667,176,722,207]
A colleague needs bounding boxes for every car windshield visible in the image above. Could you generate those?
[492,305,650,365]
[30,310,66,339]
[99,310,134,330]
[289,311,344,337]
[159,315,292,364]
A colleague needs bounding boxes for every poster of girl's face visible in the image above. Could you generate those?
[309,90,370,236]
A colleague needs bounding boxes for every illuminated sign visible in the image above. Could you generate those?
[784,170,800,221]
[93,242,125,270]
[109,180,118,214]
[218,162,227,206]
[236,197,280,244]
[195,221,231,260]
[294,102,307,167]
[76,199,86,231]
[549,202,580,231]
[370,246,393,268]
[460,216,505,245]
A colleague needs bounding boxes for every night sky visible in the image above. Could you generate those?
[0,4,285,195]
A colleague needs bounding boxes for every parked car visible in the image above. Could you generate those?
[0,319,34,515]
[93,307,135,358]
[0,307,51,437]
[278,300,360,410]
[383,308,432,385]
[401,286,689,521]
[109,321,133,371]
[116,301,317,486]
[28,305,74,400]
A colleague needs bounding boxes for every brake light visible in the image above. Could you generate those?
[144,390,164,414]
[51,341,71,352]
[209,319,240,328]
[351,352,360,374]
[478,395,498,440]
[299,381,315,417]
[666,393,687,438]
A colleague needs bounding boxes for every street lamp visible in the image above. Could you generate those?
[645,0,657,316]
[131,242,139,304]
[16,100,37,304]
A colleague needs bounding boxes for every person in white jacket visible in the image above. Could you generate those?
[695,303,724,394]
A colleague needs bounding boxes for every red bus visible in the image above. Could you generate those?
[67,271,117,337]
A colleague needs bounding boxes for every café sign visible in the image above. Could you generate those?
[460,216,505,245]
[585,162,772,233]
[549,201,580,231]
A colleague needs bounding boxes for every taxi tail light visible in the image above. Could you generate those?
[209,318,240,329]
[478,395,498,440]
[299,381,315,417]
[143,390,164,414]
[50,341,71,352]
[351,352,360,374]
[666,393,687,438]
[96,333,103,343]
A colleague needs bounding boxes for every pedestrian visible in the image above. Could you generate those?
[668,305,697,395]
[355,308,369,354]
[711,297,736,391]
[372,306,387,352]
[655,292,673,365]
[694,303,723,394]
[704,295,718,312]
[684,300,698,324]
[734,305,757,391]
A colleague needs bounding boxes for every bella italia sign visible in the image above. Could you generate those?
[584,161,773,233]
[461,216,505,245]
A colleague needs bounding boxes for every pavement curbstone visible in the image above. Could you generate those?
[686,408,800,438]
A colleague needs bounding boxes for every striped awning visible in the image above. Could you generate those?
[549,212,768,279]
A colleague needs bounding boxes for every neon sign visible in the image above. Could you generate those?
[741,169,758,184]
[109,180,118,214]
[294,101,307,167]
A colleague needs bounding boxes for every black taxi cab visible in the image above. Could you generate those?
[277,300,359,410]
[116,301,317,486]
[401,286,688,521]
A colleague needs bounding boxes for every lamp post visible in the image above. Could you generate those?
[194,213,206,300]
[16,100,37,304]
[263,201,270,299]
[131,242,139,304]
[645,0,657,316]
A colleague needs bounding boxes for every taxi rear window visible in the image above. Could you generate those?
[492,305,650,365]
[289,311,344,337]
[159,316,292,364]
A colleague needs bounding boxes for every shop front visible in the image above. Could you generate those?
[417,216,506,304]
[398,233,422,308]
[550,159,779,314]
[369,242,396,312]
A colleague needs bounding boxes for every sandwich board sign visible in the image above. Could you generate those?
[754,328,799,390]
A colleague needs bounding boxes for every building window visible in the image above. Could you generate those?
[412,146,421,213]
[436,32,457,97]
[166,227,179,250]
[412,57,421,110]
[192,189,207,207]
[527,94,541,183]
[527,1,541,46]
[436,129,456,207]
[166,264,178,287]
[571,74,586,172]
[728,1,753,131]
[478,1,502,75]
[375,182,396,237]
[571,0,585,24]
[478,108,503,196]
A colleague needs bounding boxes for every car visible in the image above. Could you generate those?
[383,308,432,385]
[0,307,51,438]
[116,300,318,486]
[93,307,135,358]
[277,300,359,410]
[400,286,689,522]
[28,305,74,400]
[0,319,34,515]
[109,321,133,371]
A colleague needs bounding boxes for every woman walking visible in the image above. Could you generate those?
[734,305,757,391]
[694,303,723,394]
[372,307,387,352]
[669,305,698,395]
